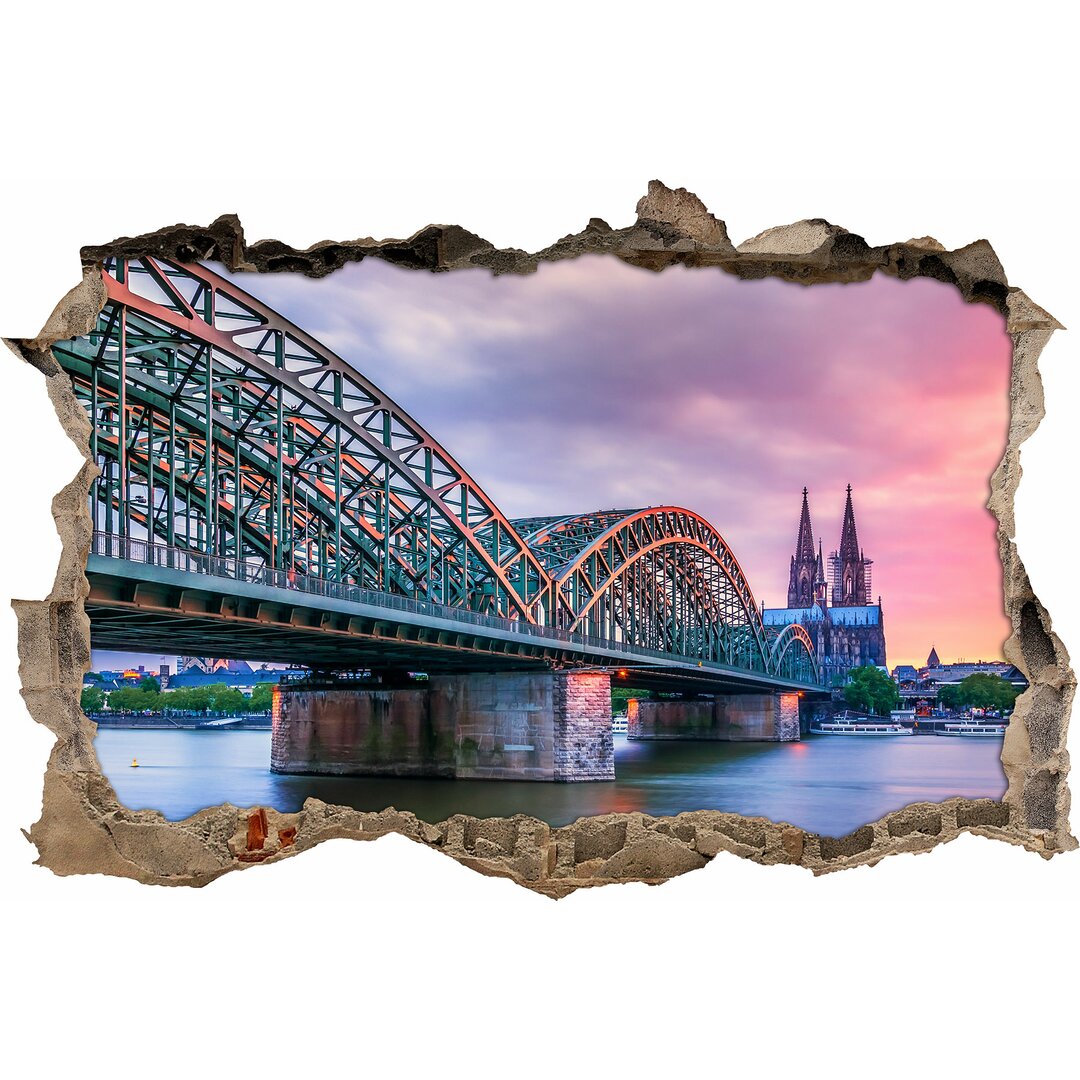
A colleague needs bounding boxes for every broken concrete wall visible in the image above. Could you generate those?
[7,181,1074,894]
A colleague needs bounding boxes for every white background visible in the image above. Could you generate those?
[2,5,1078,1078]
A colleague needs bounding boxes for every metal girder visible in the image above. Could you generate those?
[514,507,793,674]
[765,623,820,685]
[53,257,552,620]
[84,553,820,692]
[54,258,820,687]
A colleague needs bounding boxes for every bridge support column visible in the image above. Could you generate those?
[271,669,614,782]
[553,670,615,782]
[627,692,801,742]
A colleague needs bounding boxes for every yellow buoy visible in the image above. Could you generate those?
[130,758,139,768]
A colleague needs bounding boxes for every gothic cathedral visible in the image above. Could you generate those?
[764,486,887,681]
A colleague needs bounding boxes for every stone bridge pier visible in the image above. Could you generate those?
[627,692,801,742]
[271,669,615,782]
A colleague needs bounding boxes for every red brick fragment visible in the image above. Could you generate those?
[246,808,269,851]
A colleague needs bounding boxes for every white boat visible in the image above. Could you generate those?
[810,714,913,736]
[611,716,629,734]
[934,721,1006,737]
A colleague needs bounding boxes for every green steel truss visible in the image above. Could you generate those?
[516,508,816,681]
[54,257,552,620]
[53,257,819,684]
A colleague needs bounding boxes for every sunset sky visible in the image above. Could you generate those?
[95,254,1013,672]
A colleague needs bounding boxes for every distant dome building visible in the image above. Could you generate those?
[762,486,887,681]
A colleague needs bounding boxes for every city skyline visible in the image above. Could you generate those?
[94,254,1012,670]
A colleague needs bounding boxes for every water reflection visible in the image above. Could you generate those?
[95,729,1008,838]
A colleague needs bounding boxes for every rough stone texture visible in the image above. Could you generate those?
[887,809,944,839]
[453,671,559,781]
[818,826,876,861]
[271,685,457,778]
[552,670,614,781]
[271,671,611,782]
[775,693,801,742]
[5,180,1075,894]
[628,692,801,742]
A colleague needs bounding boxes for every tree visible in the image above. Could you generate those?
[138,675,161,694]
[165,685,210,713]
[107,687,161,713]
[248,682,275,712]
[940,673,1018,714]
[842,665,899,716]
[938,683,961,711]
[206,684,245,714]
[80,686,105,713]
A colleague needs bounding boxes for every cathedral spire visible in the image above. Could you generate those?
[837,484,869,606]
[787,487,818,608]
[796,487,816,563]
[839,484,859,561]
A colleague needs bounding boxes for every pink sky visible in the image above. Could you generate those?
[96,256,1013,672]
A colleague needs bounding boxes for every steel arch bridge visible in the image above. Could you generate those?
[514,508,814,677]
[52,257,821,690]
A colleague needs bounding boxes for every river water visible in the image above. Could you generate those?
[94,729,1008,837]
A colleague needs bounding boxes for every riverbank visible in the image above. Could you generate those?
[91,714,271,731]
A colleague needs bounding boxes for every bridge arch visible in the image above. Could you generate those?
[516,507,775,672]
[766,623,820,685]
[52,257,551,620]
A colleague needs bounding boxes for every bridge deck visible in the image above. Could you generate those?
[86,546,823,696]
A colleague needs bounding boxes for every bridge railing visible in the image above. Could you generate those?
[92,531,569,634]
[90,531,821,684]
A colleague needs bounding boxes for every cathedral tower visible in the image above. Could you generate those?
[831,485,872,606]
[766,484,887,676]
[787,488,819,608]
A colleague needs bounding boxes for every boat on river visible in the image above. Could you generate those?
[934,720,1007,737]
[611,716,629,734]
[810,712,913,736]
